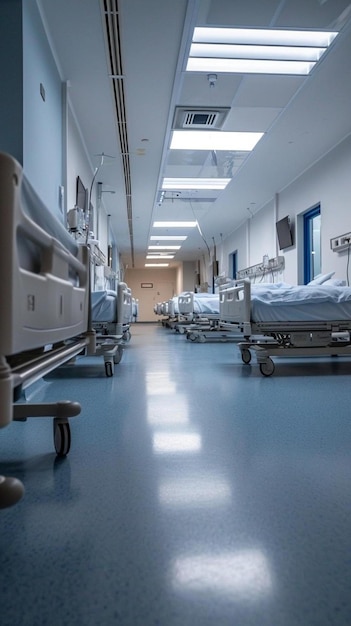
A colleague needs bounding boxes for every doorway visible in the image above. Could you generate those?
[303,205,321,284]
[229,251,238,279]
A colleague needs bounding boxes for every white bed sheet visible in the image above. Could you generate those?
[193,293,220,315]
[92,290,116,322]
[251,284,351,322]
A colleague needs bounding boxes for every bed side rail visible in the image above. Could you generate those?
[0,152,90,356]
[116,282,133,332]
[178,291,194,316]
[219,279,252,335]
[168,298,176,317]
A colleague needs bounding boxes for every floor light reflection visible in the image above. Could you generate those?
[171,549,273,600]
[145,371,177,395]
[147,395,189,426]
[153,431,202,454]
[159,474,232,507]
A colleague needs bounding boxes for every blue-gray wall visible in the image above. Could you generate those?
[0,0,63,220]
[0,0,23,163]
[23,0,63,219]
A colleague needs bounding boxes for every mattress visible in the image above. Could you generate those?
[91,290,116,322]
[193,293,220,315]
[251,284,351,323]
[16,175,80,276]
[177,292,220,315]
[21,176,78,255]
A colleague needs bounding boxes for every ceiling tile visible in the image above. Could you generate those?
[206,0,280,28]
[179,73,243,107]
[233,75,305,107]
[276,0,351,29]
[224,107,282,132]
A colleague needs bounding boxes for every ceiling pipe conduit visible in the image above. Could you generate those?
[102,0,135,266]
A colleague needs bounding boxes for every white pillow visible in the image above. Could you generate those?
[323,278,345,286]
[308,272,335,285]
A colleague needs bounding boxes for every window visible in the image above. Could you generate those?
[303,205,321,284]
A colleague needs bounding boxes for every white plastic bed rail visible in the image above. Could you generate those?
[219,279,252,336]
[0,152,93,507]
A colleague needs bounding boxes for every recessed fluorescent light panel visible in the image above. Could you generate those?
[162,177,230,190]
[148,246,181,250]
[170,131,263,151]
[153,221,197,228]
[187,27,338,75]
[150,236,187,241]
[145,263,169,267]
[147,255,174,259]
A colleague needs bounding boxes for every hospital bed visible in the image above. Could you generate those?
[0,152,94,508]
[154,298,179,328]
[154,294,195,328]
[154,291,230,337]
[90,282,134,376]
[219,278,351,375]
[176,291,219,335]
[153,292,217,330]
[174,292,240,342]
[132,297,138,323]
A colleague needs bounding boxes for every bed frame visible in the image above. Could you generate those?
[90,282,133,376]
[154,298,179,328]
[174,292,239,343]
[0,152,94,508]
[220,279,351,376]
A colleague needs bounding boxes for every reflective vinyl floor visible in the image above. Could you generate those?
[0,322,351,626]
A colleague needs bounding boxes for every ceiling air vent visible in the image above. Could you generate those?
[183,111,217,128]
[173,107,230,130]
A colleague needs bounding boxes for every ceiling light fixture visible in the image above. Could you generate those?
[147,255,174,259]
[187,58,315,74]
[191,43,327,61]
[153,221,197,228]
[145,263,169,267]
[150,236,187,241]
[187,27,338,75]
[162,177,230,190]
[193,27,338,46]
[148,245,181,250]
[170,130,263,151]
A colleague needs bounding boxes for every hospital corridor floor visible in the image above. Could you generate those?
[0,322,351,626]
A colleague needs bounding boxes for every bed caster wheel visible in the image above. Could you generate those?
[197,334,206,343]
[188,333,197,342]
[54,420,71,457]
[178,327,185,335]
[113,346,123,365]
[123,330,131,342]
[0,476,25,508]
[259,358,275,377]
[241,348,251,364]
[105,360,114,377]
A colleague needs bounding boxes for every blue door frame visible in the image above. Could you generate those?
[230,251,237,279]
[303,205,321,284]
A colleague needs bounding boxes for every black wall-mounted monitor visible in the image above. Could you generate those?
[276,215,293,250]
[76,176,86,211]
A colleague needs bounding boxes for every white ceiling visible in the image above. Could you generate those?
[38,0,351,268]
